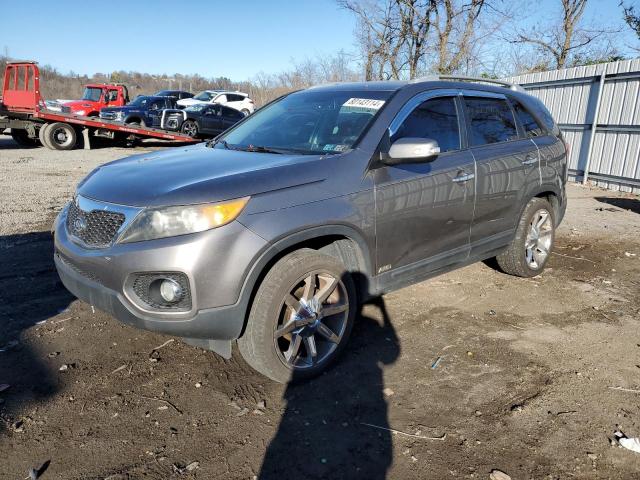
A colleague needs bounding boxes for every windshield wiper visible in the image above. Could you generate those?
[206,139,234,149]
[243,145,286,154]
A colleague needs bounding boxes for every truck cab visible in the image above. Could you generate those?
[62,84,129,117]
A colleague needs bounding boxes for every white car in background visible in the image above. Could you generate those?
[176,90,255,115]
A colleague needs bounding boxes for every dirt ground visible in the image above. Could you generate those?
[1,135,639,480]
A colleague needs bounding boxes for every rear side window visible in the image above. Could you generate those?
[226,94,245,102]
[512,101,544,137]
[221,106,243,118]
[391,96,460,152]
[464,97,518,146]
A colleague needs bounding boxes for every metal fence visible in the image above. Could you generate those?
[505,59,640,193]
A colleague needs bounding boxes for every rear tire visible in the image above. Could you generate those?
[496,197,556,277]
[238,249,357,383]
[38,124,53,149]
[10,129,40,147]
[44,122,77,150]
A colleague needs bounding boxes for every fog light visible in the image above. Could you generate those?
[159,279,183,303]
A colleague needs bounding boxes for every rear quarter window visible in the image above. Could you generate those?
[512,101,544,138]
[525,96,558,135]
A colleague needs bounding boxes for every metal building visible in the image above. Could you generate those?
[506,59,640,193]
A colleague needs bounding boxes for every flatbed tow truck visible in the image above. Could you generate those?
[0,61,198,150]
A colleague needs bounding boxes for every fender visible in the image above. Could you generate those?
[231,223,375,335]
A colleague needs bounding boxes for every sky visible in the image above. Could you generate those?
[0,0,637,81]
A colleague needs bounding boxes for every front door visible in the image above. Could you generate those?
[374,94,475,282]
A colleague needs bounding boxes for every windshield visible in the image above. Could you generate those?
[185,104,208,113]
[194,91,214,101]
[81,87,103,102]
[219,89,392,154]
[128,96,150,107]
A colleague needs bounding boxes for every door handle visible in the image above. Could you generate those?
[452,172,475,183]
[522,154,538,165]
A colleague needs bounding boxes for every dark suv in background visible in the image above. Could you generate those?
[54,77,567,382]
[99,95,178,127]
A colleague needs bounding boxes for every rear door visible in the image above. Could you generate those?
[219,106,244,131]
[374,92,475,281]
[462,93,539,255]
[200,105,222,134]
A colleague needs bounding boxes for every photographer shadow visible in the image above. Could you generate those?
[0,230,73,434]
[259,295,400,480]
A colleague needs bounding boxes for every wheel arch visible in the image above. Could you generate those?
[237,225,374,338]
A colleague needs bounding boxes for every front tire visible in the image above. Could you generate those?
[496,197,556,277]
[238,249,357,383]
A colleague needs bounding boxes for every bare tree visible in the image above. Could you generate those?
[510,0,617,69]
[340,0,500,79]
[433,0,487,74]
[621,1,640,51]
[339,0,440,79]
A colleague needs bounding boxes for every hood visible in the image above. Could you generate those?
[101,105,138,113]
[64,100,98,109]
[177,98,203,106]
[77,143,330,208]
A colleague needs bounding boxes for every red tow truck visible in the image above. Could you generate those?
[61,82,129,117]
[0,61,198,150]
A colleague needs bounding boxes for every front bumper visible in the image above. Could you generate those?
[54,207,267,342]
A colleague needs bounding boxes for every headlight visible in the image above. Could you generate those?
[118,197,250,243]
[115,111,125,121]
[75,110,86,116]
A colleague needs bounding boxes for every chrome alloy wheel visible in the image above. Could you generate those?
[182,121,198,138]
[525,208,553,269]
[274,271,349,370]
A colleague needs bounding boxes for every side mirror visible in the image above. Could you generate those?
[384,137,440,165]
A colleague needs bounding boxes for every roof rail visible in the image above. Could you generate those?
[410,75,524,92]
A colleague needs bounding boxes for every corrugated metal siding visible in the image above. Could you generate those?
[505,59,640,193]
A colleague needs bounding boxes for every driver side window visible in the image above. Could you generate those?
[391,96,460,152]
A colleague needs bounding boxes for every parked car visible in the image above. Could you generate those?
[99,95,178,128]
[161,103,246,138]
[177,89,254,115]
[154,90,194,100]
[62,83,129,117]
[54,77,567,383]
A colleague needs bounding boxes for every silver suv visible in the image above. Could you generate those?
[54,77,567,382]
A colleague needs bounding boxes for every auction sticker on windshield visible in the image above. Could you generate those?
[341,98,385,114]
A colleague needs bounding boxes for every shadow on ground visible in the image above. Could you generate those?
[595,196,640,214]
[259,297,400,480]
[0,230,74,433]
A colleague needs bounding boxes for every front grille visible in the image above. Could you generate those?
[100,111,116,120]
[132,272,192,311]
[61,105,71,114]
[66,200,125,248]
[55,249,101,284]
[162,112,183,131]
